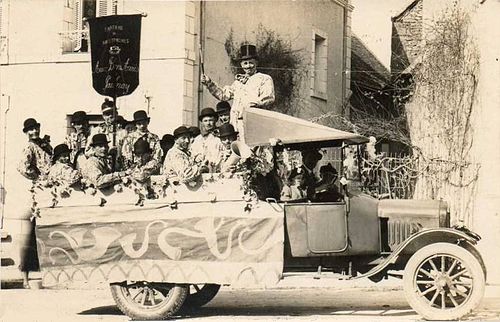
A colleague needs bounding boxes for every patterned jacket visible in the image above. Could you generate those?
[17,140,53,181]
[65,130,89,168]
[130,157,160,183]
[48,162,81,187]
[161,146,199,183]
[121,131,162,171]
[80,155,123,189]
[205,72,275,137]
[190,133,223,171]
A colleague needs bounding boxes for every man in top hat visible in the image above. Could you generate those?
[86,99,127,170]
[48,143,81,187]
[80,134,131,189]
[191,108,223,172]
[216,101,231,127]
[201,44,275,140]
[161,126,200,184]
[18,118,53,181]
[121,110,162,171]
[65,110,90,169]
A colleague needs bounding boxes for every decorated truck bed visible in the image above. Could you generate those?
[35,175,284,289]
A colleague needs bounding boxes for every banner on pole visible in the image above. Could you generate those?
[88,14,142,97]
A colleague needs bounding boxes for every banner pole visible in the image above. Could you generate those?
[112,93,117,171]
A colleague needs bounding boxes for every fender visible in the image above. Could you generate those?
[352,228,481,280]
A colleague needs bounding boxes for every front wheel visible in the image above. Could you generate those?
[403,243,485,320]
[110,281,188,320]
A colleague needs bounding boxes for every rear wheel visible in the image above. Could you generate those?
[183,284,221,308]
[403,243,485,320]
[110,281,188,320]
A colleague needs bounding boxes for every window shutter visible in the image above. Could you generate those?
[73,0,83,51]
[97,0,115,17]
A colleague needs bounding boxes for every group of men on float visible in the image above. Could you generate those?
[18,44,341,200]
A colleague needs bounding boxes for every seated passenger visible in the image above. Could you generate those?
[280,168,307,201]
[300,149,323,199]
[129,138,160,183]
[161,126,200,184]
[80,134,130,189]
[191,108,223,172]
[314,163,343,202]
[218,123,239,172]
[48,143,81,187]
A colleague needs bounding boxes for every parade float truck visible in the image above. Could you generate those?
[35,109,486,321]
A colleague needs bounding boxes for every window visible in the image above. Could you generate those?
[311,29,328,100]
[61,0,116,53]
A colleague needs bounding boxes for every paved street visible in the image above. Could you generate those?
[1,279,499,322]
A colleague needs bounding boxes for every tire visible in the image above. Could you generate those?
[110,281,188,320]
[183,284,221,308]
[403,243,485,321]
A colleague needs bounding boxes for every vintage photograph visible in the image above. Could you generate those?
[1,0,499,321]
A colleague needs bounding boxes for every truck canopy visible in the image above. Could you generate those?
[243,108,369,147]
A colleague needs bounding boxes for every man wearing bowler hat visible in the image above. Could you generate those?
[80,134,131,189]
[191,107,223,172]
[217,123,241,172]
[86,99,127,170]
[215,101,232,127]
[161,126,200,183]
[121,110,161,171]
[65,110,90,169]
[201,44,275,140]
[17,117,53,288]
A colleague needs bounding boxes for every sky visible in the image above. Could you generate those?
[351,0,411,69]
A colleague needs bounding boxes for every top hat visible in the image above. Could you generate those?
[90,133,110,146]
[133,110,150,122]
[189,126,201,137]
[53,143,71,160]
[240,44,258,61]
[173,126,191,139]
[71,111,88,124]
[198,108,218,121]
[320,163,338,175]
[23,118,40,133]
[101,99,116,113]
[133,138,152,155]
[216,101,231,114]
[218,123,238,138]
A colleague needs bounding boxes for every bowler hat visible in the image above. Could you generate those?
[53,143,71,160]
[101,99,116,113]
[240,44,258,61]
[133,138,152,155]
[216,101,231,114]
[23,118,40,133]
[173,126,191,139]
[90,133,109,146]
[218,123,238,138]
[198,108,218,121]
[189,126,201,137]
[133,110,150,122]
[71,111,88,124]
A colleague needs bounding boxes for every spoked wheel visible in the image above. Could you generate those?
[110,281,188,320]
[183,284,221,308]
[403,243,485,320]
